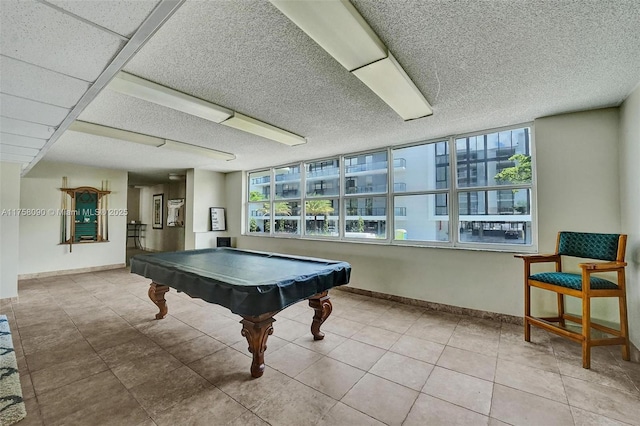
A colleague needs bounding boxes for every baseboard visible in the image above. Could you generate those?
[631,341,640,363]
[337,286,523,325]
[18,263,125,280]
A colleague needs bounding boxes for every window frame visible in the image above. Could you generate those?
[342,148,390,242]
[390,138,452,248]
[245,122,536,252]
[451,124,536,251]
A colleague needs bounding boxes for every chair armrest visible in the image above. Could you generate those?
[514,254,561,263]
[580,261,627,271]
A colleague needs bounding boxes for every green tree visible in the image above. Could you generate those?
[494,154,532,184]
[259,202,291,232]
[249,217,258,232]
[357,216,365,232]
[305,199,334,233]
[249,191,264,201]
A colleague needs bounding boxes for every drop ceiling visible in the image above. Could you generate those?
[1,0,639,181]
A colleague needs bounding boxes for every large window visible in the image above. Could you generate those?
[344,151,387,239]
[305,159,340,237]
[392,141,449,243]
[455,127,532,246]
[248,170,270,235]
[246,124,534,250]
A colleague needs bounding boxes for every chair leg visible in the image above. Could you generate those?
[619,292,630,361]
[557,294,565,327]
[582,296,591,369]
[524,281,531,342]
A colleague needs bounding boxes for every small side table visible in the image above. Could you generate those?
[127,223,146,249]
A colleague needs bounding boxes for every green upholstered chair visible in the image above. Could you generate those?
[516,232,629,369]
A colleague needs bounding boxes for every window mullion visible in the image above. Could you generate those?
[448,136,457,246]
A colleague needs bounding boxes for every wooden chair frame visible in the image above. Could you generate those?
[516,233,629,369]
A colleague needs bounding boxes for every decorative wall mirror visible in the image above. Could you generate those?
[60,183,111,251]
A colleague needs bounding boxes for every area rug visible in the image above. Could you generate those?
[0,315,26,426]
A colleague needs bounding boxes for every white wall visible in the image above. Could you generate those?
[1,162,22,298]
[19,161,127,275]
[230,108,624,321]
[139,182,185,252]
[185,169,229,249]
[127,187,140,222]
[535,108,621,248]
[535,108,622,323]
[620,84,640,348]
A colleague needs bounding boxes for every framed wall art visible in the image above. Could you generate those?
[210,207,226,231]
[153,194,164,229]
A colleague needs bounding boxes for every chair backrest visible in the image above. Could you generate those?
[556,232,625,261]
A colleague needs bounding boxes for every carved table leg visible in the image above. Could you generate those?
[240,312,277,378]
[308,291,332,340]
[148,283,170,319]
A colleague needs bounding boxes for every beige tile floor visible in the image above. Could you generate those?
[2,268,639,426]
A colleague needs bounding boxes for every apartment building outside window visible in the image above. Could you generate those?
[246,123,534,250]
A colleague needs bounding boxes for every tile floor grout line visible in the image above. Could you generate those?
[9,269,639,426]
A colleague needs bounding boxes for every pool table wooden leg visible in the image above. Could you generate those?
[309,291,332,340]
[240,312,277,378]
[148,282,170,319]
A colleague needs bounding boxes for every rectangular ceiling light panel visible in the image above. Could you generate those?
[352,53,433,120]
[161,140,235,160]
[221,112,306,146]
[109,72,233,123]
[70,121,235,161]
[270,0,386,71]
[69,120,165,147]
[270,0,432,121]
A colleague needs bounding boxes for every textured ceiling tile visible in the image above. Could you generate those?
[21,0,640,176]
[45,130,240,173]
[0,0,126,81]
[0,56,90,108]
[122,0,380,134]
[0,117,55,139]
[0,93,69,126]
[0,143,40,156]
[46,0,160,38]
[0,153,34,163]
[0,133,47,150]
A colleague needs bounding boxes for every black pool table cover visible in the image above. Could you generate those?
[130,248,351,316]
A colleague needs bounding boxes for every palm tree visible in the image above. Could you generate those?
[305,199,334,233]
[258,202,292,232]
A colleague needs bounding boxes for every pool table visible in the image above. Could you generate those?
[130,248,351,377]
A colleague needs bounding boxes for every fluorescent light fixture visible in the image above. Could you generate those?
[68,120,164,147]
[160,140,235,160]
[352,52,433,120]
[109,72,306,146]
[269,0,432,121]
[109,72,233,123]
[269,0,386,72]
[222,112,306,146]
[69,121,235,161]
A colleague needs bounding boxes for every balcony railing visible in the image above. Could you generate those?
[393,182,406,192]
[346,184,387,194]
[345,161,387,174]
[250,176,270,185]
[346,208,386,216]
[276,190,300,198]
[393,158,406,168]
[306,168,339,179]
[306,189,338,197]
[394,207,407,216]
[275,173,301,182]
